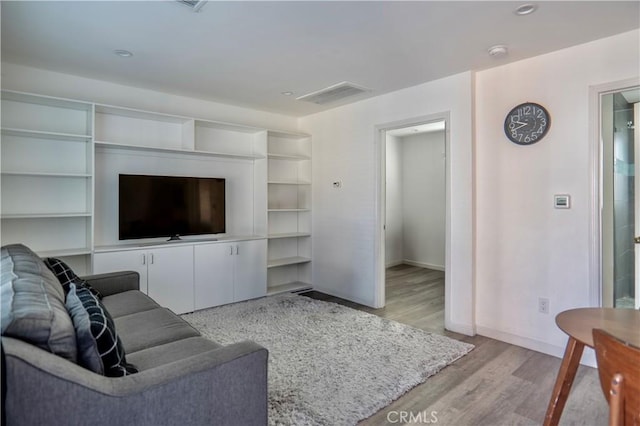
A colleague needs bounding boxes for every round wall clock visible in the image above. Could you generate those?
[504,102,550,145]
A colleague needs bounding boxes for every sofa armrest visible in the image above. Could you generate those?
[81,271,140,296]
[2,336,268,426]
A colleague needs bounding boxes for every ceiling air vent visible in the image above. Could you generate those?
[296,82,370,105]
[176,0,207,12]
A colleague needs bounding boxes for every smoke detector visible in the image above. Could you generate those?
[296,82,370,105]
[176,0,207,12]
[488,45,508,57]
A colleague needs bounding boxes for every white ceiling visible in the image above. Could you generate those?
[2,1,639,117]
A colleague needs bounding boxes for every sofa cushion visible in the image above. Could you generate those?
[127,336,221,371]
[43,257,102,299]
[115,308,200,353]
[0,244,77,362]
[66,284,137,377]
[101,291,160,319]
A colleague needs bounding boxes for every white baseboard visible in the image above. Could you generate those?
[445,319,476,336]
[385,260,404,268]
[310,285,377,309]
[403,259,445,271]
[476,325,597,368]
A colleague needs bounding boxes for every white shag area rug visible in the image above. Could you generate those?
[182,294,473,426]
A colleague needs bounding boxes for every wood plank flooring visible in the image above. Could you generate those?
[301,264,608,425]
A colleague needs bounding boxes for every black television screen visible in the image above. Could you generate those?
[119,174,225,240]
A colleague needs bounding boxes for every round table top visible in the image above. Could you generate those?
[556,307,640,348]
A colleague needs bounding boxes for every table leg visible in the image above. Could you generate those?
[543,337,585,426]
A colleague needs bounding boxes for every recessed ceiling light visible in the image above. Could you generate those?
[488,45,508,57]
[113,49,133,58]
[515,3,538,16]
[281,91,294,96]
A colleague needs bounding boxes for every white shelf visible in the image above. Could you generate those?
[95,140,264,160]
[37,248,93,258]
[2,90,93,111]
[267,281,312,296]
[2,91,92,136]
[1,127,92,141]
[195,119,263,134]
[1,212,92,219]
[267,180,311,185]
[2,89,93,271]
[267,131,312,288]
[1,171,92,178]
[268,232,311,239]
[267,256,311,268]
[267,153,310,161]
[95,104,191,124]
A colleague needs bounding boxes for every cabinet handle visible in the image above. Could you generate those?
[150,253,154,264]
[229,246,233,256]
[235,245,239,255]
[142,254,146,265]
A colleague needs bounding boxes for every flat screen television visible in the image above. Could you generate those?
[119,174,225,240]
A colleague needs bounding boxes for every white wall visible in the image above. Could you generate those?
[386,131,446,269]
[385,134,404,266]
[300,72,474,334]
[401,131,446,270]
[475,29,640,363]
[0,63,298,131]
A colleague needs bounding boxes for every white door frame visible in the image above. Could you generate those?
[588,77,640,307]
[373,112,450,311]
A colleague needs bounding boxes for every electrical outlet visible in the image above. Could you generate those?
[538,297,550,314]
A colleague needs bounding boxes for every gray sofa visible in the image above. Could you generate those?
[1,245,268,426]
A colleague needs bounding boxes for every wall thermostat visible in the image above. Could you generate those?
[554,194,571,209]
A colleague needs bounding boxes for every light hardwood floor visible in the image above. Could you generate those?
[302,264,608,425]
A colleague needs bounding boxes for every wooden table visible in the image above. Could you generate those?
[543,308,640,426]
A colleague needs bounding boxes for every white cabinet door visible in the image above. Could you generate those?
[194,243,234,310]
[234,239,267,301]
[93,249,149,294]
[147,245,194,314]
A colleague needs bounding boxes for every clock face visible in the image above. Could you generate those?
[504,102,550,145]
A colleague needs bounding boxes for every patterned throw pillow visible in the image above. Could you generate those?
[65,283,137,377]
[65,284,103,373]
[43,258,102,299]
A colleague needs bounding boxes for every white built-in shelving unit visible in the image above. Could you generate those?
[1,91,94,274]
[1,89,311,308]
[266,131,312,295]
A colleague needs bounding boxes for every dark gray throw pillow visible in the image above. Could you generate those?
[43,257,102,299]
[66,283,137,377]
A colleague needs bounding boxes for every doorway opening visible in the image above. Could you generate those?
[600,85,640,309]
[376,114,449,331]
[384,121,447,331]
